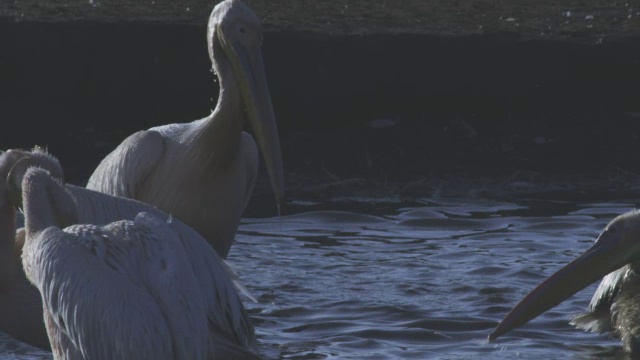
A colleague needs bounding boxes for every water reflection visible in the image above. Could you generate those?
[1,197,637,359]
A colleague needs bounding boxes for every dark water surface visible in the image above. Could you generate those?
[1,195,637,359]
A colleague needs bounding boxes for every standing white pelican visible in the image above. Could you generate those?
[489,209,640,354]
[86,0,283,259]
[0,148,258,357]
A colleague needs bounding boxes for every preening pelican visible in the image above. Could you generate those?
[0,148,63,349]
[0,148,258,357]
[22,205,258,359]
[86,0,283,258]
[489,210,640,354]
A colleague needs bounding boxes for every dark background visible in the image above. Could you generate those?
[2,1,640,203]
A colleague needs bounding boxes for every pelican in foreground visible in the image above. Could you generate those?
[0,148,60,349]
[489,210,640,354]
[0,148,257,357]
[86,0,283,258]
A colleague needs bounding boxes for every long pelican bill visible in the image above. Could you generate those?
[219,25,284,209]
[489,231,630,341]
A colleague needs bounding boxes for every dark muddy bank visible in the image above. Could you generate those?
[1,15,640,205]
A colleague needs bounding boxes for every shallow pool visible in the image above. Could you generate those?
[2,195,635,359]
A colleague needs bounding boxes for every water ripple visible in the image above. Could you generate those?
[232,198,631,359]
[1,197,634,359]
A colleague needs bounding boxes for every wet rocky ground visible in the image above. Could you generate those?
[4,0,640,41]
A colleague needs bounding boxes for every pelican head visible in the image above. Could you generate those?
[207,0,284,209]
[489,210,640,341]
[1,148,64,210]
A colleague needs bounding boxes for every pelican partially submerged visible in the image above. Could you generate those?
[490,210,640,354]
[86,0,283,258]
[0,148,257,357]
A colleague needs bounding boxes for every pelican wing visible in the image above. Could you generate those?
[571,266,630,333]
[23,225,174,359]
[86,130,164,198]
[158,213,257,354]
[135,213,262,359]
[135,212,259,358]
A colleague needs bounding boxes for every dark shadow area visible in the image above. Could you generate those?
[2,20,640,206]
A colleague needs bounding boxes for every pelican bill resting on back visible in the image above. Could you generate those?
[489,210,640,354]
[86,0,283,259]
[0,148,258,358]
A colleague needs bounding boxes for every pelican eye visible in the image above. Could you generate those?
[608,226,617,234]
